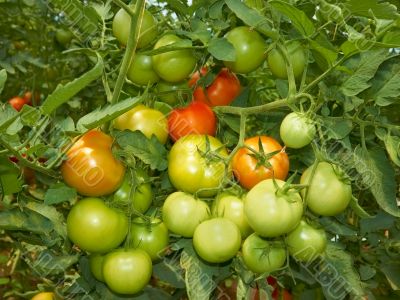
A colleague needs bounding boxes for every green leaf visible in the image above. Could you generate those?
[0,156,22,195]
[27,250,79,275]
[360,211,396,234]
[0,105,19,133]
[344,0,400,20]
[359,265,376,281]
[349,196,372,219]
[380,263,400,290]
[0,278,10,285]
[225,0,278,39]
[341,49,391,96]
[354,146,400,217]
[0,209,53,235]
[76,95,143,132]
[115,131,168,171]
[153,260,186,289]
[270,0,315,37]
[319,218,358,236]
[44,183,77,206]
[41,52,103,115]
[208,38,236,61]
[309,38,338,69]
[376,128,400,167]
[0,69,6,94]
[321,118,353,139]
[20,106,42,127]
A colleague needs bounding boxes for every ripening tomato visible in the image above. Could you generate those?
[114,105,168,144]
[280,112,316,149]
[152,34,197,82]
[61,130,125,197]
[191,68,241,106]
[89,254,105,282]
[8,96,31,111]
[31,292,55,300]
[224,26,267,74]
[168,101,216,141]
[127,53,160,86]
[232,136,289,189]
[112,7,158,48]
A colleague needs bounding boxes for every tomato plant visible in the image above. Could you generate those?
[300,162,352,216]
[193,218,241,263]
[61,130,126,197]
[280,112,316,148]
[114,104,168,144]
[102,249,152,294]
[168,100,216,141]
[232,136,289,189]
[168,134,230,196]
[127,53,160,86]
[162,192,210,237]
[67,197,128,253]
[191,68,241,106]
[245,179,303,237]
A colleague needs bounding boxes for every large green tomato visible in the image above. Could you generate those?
[102,249,152,294]
[245,179,303,237]
[113,169,153,213]
[211,193,253,238]
[242,233,286,274]
[129,217,169,261]
[67,198,128,253]
[280,112,316,149]
[267,41,306,79]
[162,192,210,237]
[127,54,160,86]
[114,104,168,144]
[300,162,351,216]
[224,26,267,74]
[112,7,157,48]
[286,220,327,262]
[193,218,241,263]
[89,254,105,282]
[168,134,230,196]
[152,34,197,82]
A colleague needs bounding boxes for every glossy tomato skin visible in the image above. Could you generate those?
[211,193,253,238]
[168,101,216,141]
[61,130,125,197]
[127,54,160,86]
[245,179,303,237]
[31,292,55,300]
[193,218,241,263]
[267,41,306,79]
[224,26,267,74]
[67,198,128,253]
[162,192,210,237]
[113,169,153,213]
[280,112,316,149]
[168,135,230,196]
[102,249,152,295]
[152,34,197,82]
[129,217,169,261]
[114,105,168,144]
[156,81,188,105]
[9,96,31,111]
[191,68,241,106]
[112,7,157,48]
[286,220,327,262]
[232,136,289,190]
[301,162,351,216]
[242,233,286,273]
[89,254,105,282]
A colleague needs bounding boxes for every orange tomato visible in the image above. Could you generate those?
[31,292,55,300]
[232,136,289,189]
[61,130,125,196]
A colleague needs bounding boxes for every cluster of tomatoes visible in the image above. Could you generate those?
[7,91,37,112]
[55,4,354,298]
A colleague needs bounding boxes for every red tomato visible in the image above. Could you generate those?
[188,67,208,87]
[191,68,241,106]
[8,96,31,111]
[168,101,216,141]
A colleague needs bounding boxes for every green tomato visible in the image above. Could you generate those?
[112,7,158,48]
[212,193,253,238]
[224,26,267,74]
[242,233,286,273]
[55,28,73,45]
[156,81,188,105]
[300,162,352,216]
[280,112,316,149]
[129,217,169,261]
[89,254,105,282]
[168,134,230,196]
[152,34,197,82]
[127,54,160,86]
[245,179,303,237]
[102,249,152,294]
[286,220,327,262]
[193,218,241,263]
[162,192,210,237]
[67,198,128,253]
[267,41,306,79]
[113,169,153,213]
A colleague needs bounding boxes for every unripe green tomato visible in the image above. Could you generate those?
[56,28,73,45]
[112,7,158,48]
[156,81,188,105]
[89,254,105,282]
[267,41,306,79]
[127,54,160,86]
[280,112,316,148]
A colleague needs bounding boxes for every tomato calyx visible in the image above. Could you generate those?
[245,138,285,170]
[196,135,227,165]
